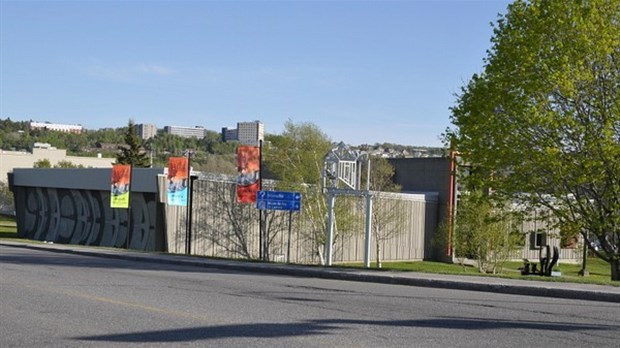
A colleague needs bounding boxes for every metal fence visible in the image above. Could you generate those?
[159,175,439,264]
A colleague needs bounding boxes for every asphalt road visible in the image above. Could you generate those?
[1,246,619,347]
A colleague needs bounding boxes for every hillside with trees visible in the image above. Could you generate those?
[0,118,238,174]
[1,118,443,176]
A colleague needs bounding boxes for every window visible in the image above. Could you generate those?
[530,232,547,249]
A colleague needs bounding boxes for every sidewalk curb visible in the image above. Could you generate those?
[3,242,619,303]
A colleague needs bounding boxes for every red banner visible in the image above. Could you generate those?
[237,146,260,203]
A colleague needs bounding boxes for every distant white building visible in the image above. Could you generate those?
[33,142,56,150]
[163,125,207,139]
[135,123,157,140]
[0,146,114,183]
[221,120,264,146]
[30,122,83,134]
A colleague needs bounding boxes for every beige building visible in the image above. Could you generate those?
[136,123,157,140]
[0,147,114,183]
[237,121,264,146]
[221,120,264,146]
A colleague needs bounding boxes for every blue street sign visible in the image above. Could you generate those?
[257,190,301,211]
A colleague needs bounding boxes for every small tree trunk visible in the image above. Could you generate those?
[263,219,270,262]
[476,246,485,273]
[376,242,382,269]
[611,259,620,281]
[317,246,325,266]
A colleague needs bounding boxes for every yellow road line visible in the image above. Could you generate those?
[18,282,216,323]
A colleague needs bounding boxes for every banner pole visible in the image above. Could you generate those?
[185,151,193,255]
[259,140,264,261]
[126,165,133,249]
[287,211,292,263]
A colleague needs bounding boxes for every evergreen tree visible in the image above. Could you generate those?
[115,120,150,167]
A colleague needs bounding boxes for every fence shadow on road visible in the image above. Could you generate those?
[74,317,619,343]
[0,245,250,275]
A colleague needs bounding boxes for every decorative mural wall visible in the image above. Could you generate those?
[10,168,165,252]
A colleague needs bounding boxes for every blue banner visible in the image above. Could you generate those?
[167,157,188,207]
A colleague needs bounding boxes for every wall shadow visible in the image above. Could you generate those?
[2,244,616,311]
[74,317,618,343]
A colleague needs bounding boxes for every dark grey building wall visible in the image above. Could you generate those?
[389,157,452,260]
[9,168,165,251]
[389,158,451,204]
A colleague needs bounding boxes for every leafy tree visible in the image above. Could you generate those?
[85,127,124,146]
[200,130,236,155]
[192,154,236,175]
[446,0,620,279]
[64,133,87,153]
[365,156,403,268]
[210,141,238,155]
[156,132,189,154]
[450,191,522,274]
[264,120,335,264]
[0,181,14,213]
[33,159,52,168]
[115,120,150,167]
[54,160,84,168]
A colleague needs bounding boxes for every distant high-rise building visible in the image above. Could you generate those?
[221,127,238,142]
[29,122,83,134]
[164,125,207,139]
[135,123,157,140]
[222,121,264,146]
[237,121,264,146]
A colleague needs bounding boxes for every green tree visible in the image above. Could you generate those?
[264,120,335,264]
[115,120,150,167]
[451,191,522,274]
[33,159,52,168]
[85,127,124,147]
[54,160,83,168]
[364,156,403,268]
[0,181,14,213]
[446,0,620,279]
[193,154,236,175]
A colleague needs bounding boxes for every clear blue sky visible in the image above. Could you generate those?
[1,0,510,147]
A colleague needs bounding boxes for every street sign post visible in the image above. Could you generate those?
[256,190,301,211]
[256,190,302,263]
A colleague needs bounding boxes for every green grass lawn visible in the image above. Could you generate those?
[0,216,18,238]
[1,215,616,286]
[339,257,617,286]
